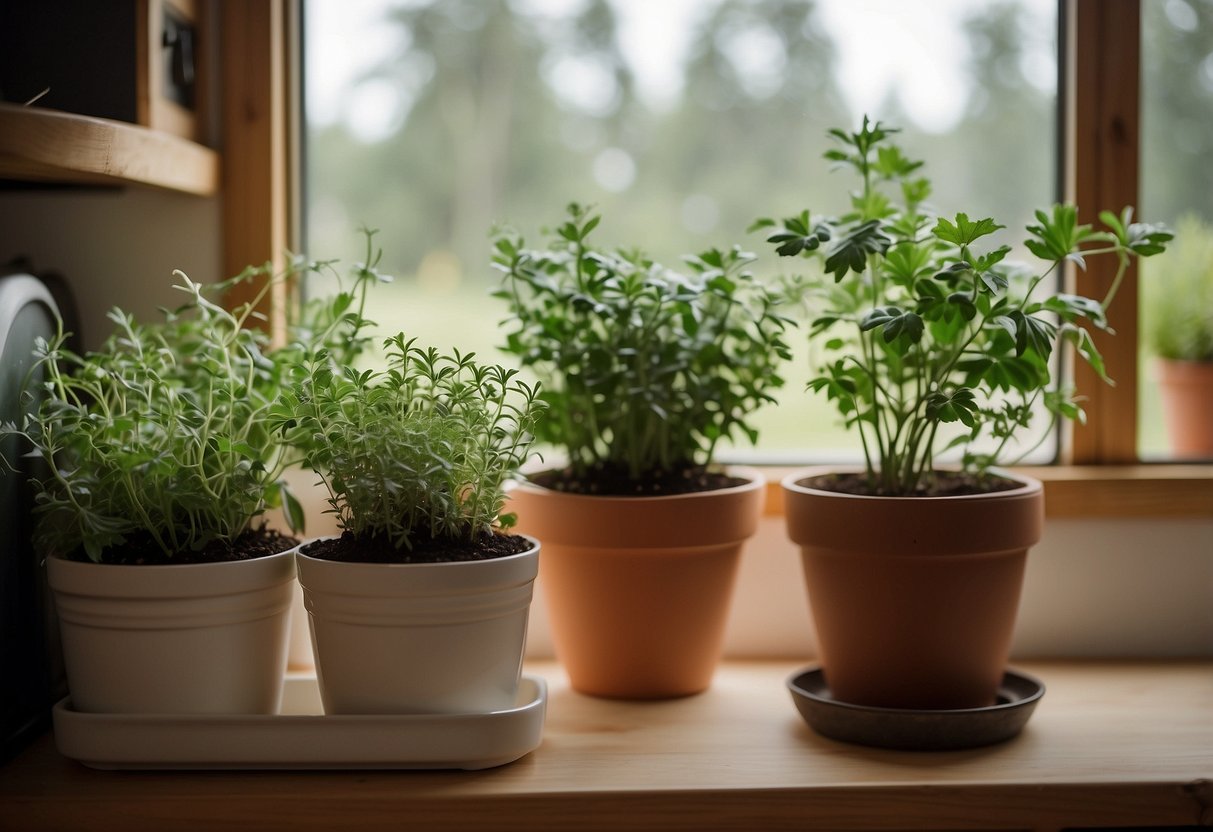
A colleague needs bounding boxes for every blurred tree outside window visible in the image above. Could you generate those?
[1139,0,1213,460]
[304,0,1056,459]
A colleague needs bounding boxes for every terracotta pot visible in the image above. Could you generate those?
[296,537,539,715]
[507,467,763,699]
[48,548,296,714]
[1156,358,1213,459]
[783,468,1043,710]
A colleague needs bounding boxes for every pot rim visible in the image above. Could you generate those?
[293,533,540,570]
[781,465,1042,503]
[47,542,297,572]
[47,545,297,598]
[508,464,764,504]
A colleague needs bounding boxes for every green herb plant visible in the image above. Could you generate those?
[1,236,385,562]
[271,335,544,551]
[754,118,1172,495]
[492,203,793,483]
[1143,214,1213,363]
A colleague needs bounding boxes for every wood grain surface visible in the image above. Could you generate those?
[0,104,218,195]
[2,660,1209,831]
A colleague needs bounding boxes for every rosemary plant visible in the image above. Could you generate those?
[2,235,384,562]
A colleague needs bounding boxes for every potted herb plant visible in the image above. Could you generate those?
[755,118,1170,710]
[1143,214,1213,458]
[0,242,383,716]
[494,205,793,699]
[1,271,302,715]
[273,334,544,715]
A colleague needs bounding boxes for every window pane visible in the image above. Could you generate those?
[304,0,1056,460]
[1140,0,1213,460]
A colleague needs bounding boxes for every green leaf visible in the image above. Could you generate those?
[765,211,832,257]
[1038,293,1108,329]
[874,145,923,179]
[1045,388,1087,424]
[1025,204,1102,267]
[824,220,891,281]
[926,388,979,427]
[1009,311,1057,359]
[281,485,306,534]
[860,307,923,345]
[883,243,933,285]
[933,214,1005,246]
[1099,208,1174,257]
[1064,324,1111,384]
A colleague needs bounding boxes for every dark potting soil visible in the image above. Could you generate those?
[302,529,534,564]
[800,471,1025,498]
[529,461,746,497]
[72,525,299,565]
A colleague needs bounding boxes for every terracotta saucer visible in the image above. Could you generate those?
[787,667,1044,751]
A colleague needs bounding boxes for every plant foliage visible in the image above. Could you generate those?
[492,203,793,480]
[1142,214,1213,362]
[271,335,544,550]
[1,234,386,562]
[753,117,1172,495]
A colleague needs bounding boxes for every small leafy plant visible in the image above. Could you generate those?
[1143,214,1213,363]
[271,334,543,553]
[492,203,793,488]
[1,237,385,563]
[754,117,1171,496]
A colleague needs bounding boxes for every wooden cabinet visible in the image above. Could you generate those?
[0,0,216,195]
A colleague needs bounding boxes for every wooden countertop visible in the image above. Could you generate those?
[2,660,1211,831]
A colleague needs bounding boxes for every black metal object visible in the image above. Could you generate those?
[0,267,72,764]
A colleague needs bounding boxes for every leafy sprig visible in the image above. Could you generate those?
[755,117,1172,495]
[1,234,386,561]
[271,336,543,550]
[493,204,793,480]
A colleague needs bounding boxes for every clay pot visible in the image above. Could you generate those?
[1156,358,1213,459]
[507,467,763,699]
[783,469,1043,710]
[296,537,539,715]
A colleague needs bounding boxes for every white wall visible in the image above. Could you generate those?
[519,512,1213,661]
[0,187,222,350]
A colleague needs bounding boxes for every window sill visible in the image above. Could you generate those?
[3,660,1210,831]
[759,464,1213,519]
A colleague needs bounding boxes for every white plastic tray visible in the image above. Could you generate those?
[52,674,547,770]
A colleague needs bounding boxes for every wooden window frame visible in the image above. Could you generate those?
[219,0,1212,517]
[220,0,297,345]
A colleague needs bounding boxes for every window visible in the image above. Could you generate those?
[1138,0,1213,461]
[302,0,1059,460]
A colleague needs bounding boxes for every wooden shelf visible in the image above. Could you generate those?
[761,464,1213,519]
[2,660,1210,831]
[0,103,218,196]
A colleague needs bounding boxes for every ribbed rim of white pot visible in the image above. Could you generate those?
[294,534,540,596]
[47,545,297,598]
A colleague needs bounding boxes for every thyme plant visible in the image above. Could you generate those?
[755,118,1171,495]
[271,335,543,550]
[493,204,793,482]
[2,236,384,562]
